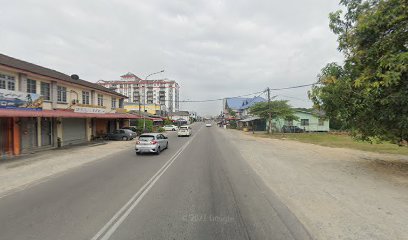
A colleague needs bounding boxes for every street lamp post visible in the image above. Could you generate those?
[143,70,165,131]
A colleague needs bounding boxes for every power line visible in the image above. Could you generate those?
[134,83,315,104]
[277,94,311,102]
[268,83,315,91]
[178,90,266,103]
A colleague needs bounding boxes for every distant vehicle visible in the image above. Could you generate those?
[205,123,212,127]
[281,125,305,133]
[107,129,137,140]
[122,126,137,133]
[163,125,179,131]
[135,133,168,155]
[178,125,192,137]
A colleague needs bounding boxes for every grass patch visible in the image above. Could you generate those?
[255,132,408,155]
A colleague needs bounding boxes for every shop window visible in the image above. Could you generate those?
[300,119,309,126]
[0,79,5,89]
[41,82,51,100]
[82,91,90,104]
[97,94,104,106]
[111,98,117,109]
[0,73,15,90]
[27,79,37,93]
[57,86,67,102]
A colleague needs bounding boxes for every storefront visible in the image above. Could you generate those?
[95,119,117,137]
[0,118,13,157]
[62,118,87,146]
[0,109,140,157]
[20,117,38,153]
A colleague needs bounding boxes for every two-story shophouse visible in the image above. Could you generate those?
[0,53,139,158]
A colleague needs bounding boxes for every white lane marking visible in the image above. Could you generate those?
[91,125,203,240]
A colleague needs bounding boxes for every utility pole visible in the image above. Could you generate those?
[267,87,272,134]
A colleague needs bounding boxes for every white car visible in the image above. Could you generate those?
[205,123,212,127]
[163,125,179,131]
[135,133,168,155]
[177,125,192,137]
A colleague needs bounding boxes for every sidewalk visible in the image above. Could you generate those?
[0,140,135,198]
[221,128,408,240]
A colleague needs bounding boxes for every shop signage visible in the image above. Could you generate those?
[74,106,106,114]
[0,89,43,110]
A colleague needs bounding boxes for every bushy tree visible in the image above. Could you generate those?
[249,100,298,133]
[309,0,408,143]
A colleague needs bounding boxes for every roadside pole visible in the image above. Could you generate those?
[267,87,272,134]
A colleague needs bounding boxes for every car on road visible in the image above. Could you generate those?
[205,123,212,127]
[163,125,179,131]
[122,126,137,133]
[281,125,305,133]
[135,133,168,155]
[107,129,137,140]
[178,125,192,137]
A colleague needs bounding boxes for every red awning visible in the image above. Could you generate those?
[0,109,141,119]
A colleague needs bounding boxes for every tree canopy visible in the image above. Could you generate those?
[309,0,408,143]
[249,100,298,123]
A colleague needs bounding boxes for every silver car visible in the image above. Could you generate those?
[135,133,168,155]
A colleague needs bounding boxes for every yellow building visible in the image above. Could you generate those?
[124,104,162,115]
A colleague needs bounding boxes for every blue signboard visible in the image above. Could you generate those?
[0,89,43,110]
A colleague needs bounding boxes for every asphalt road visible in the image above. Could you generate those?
[0,123,311,240]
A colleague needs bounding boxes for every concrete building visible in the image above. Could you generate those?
[124,103,162,115]
[272,109,330,132]
[0,53,138,158]
[97,73,180,114]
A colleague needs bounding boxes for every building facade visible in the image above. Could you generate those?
[97,73,180,114]
[0,53,138,158]
[272,110,330,132]
[123,103,162,115]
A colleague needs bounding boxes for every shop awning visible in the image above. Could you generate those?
[226,117,239,120]
[239,116,261,122]
[0,109,141,119]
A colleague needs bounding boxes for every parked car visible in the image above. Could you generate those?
[205,123,212,127]
[135,133,168,155]
[281,125,305,133]
[107,129,137,140]
[178,125,192,137]
[122,126,137,133]
[163,125,179,131]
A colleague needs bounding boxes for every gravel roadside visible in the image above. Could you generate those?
[220,128,408,240]
[0,140,135,198]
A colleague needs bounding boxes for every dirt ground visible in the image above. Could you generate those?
[222,129,408,240]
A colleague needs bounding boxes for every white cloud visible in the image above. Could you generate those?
[0,0,343,115]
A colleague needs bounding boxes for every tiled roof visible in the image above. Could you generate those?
[239,96,266,110]
[0,53,126,98]
[226,97,266,110]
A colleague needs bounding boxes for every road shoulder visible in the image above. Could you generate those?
[0,140,135,198]
[219,128,408,240]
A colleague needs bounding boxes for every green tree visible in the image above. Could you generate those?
[228,108,237,117]
[163,118,173,125]
[249,100,298,133]
[134,119,153,134]
[310,0,408,143]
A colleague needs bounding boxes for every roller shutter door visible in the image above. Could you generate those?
[62,118,86,145]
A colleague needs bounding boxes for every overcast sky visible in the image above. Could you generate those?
[0,0,343,115]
